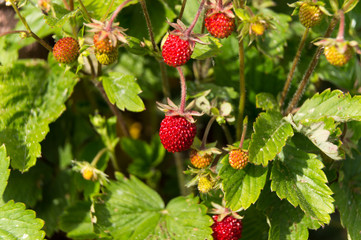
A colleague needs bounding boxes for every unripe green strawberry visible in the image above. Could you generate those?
[190,150,212,168]
[205,11,235,39]
[299,2,323,28]
[251,22,265,36]
[198,176,214,193]
[229,149,248,169]
[53,37,80,64]
[324,45,353,67]
[96,50,118,65]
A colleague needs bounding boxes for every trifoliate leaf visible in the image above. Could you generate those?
[0,60,78,171]
[249,110,294,166]
[256,92,278,111]
[293,89,361,123]
[219,155,268,211]
[271,145,334,225]
[0,200,45,239]
[101,72,145,112]
[0,145,10,204]
[94,173,212,239]
[59,201,96,239]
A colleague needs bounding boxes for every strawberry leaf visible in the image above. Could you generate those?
[270,145,334,225]
[293,89,361,123]
[256,92,278,111]
[0,145,10,205]
[59,201,96,239]
[219,155,268,211]
[249,110,294,166]
[94,173,212,239]
[101,72,145,112]
[78,0,138,19]
[241,206,269,240]
[257,188,321,240]
[0,60,78,171]
[192,36,222,60]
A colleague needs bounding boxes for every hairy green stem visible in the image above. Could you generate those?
[10,1,53,52]
[201,116,217,149]
[0,30,27,38]
[177,66,187,113]
[285,15,339,115]
[78,0,92,22]
[106,0,133,31]
[239,116,247,148]
[69,0,74,10]
[178,0,187,20]
[280,28,309,110]
[102,0,115,21]
[139,0,158,52]
[236,39,245,141]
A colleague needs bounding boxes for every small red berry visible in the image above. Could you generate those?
[162,34,192,67]
[229,149,249,169]
[53,37,80,64]
[93,32,116,54]
[159,116,197,152]
[205,11,235,39]
[212,215,243,240]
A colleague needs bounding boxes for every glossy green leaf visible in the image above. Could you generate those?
[0,145,10,205]
[219,155,268,211]
[94,173,212,239]
[101,72,145,112]
[249,110,294,166]
[293,89,361,123]
[60,201,96,239]
[271,145,334,225]
[0,60,78,171]
[192,36,222,60]
[256,92,278,111]
[257,189,320,240]
[0,201,45,240]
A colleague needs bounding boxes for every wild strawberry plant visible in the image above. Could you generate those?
[0,0,361,239]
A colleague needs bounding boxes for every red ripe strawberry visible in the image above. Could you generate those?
[229,149,248,169]
[190,150,212,168]
[204,0,235,39]
[205,11,235,39]
[212,215,243,240]
[162,34,192,67]
[159,116,197,152]
[298,2,323,28]
[53,37,80,64]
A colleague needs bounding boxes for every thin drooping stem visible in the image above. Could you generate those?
[236,39,245,141]
[177,67,187,114]
[280,28,309,110]
[238,116,247,148]
[0,30,27,38]
[78,0,92,22]
[285,15,339,115]
[91,148,108,166]
[336,10,345,41]
[10,1,53,52]
[201,116,217,149]
[139,0,157,52]
[184,0,206,36]
[106,0,133,31]
[178,0,188,20]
